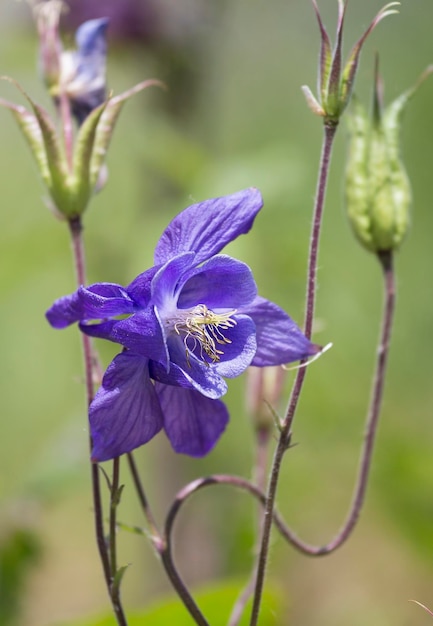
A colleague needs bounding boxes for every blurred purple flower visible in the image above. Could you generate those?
[64,0,159,41]
[60,17,109,124]
[47,189,320,460]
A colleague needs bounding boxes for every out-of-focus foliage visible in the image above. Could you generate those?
[0,526,41,625]
[60,581,283,626]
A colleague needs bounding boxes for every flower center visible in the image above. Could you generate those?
[170,304,237,366]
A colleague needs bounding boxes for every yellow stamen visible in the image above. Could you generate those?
[173,304,237,366]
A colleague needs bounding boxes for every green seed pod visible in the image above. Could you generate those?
[344,65,427,253]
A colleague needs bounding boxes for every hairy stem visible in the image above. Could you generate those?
[249,121,338,626]
[109,458,121,579]
[255,251,396,556]
[127,453,209,626]
[68,217,128,626]
[126,453,160,539]
[228,428,270,626]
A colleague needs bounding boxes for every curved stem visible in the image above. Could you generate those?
[68,217,128,626]
[249,121,338,626]
[127,452,209,626]
[159,546,210,626]
[161,251,395,599]
[163,475,300,563]
[165,249,394,548]
[257,251,396,556]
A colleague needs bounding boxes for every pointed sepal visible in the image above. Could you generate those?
[0,96,51,187]
[339,3,400,116]
[301,85,325,117]
[69,99,108,212]
[0,77,72,213]
[89,79,165,189]
[304,1,400,125]
[312,0,332,104]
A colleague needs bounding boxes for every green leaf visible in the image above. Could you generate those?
[112,483,125,508]
[58,579,285,626]
[111,564,130,599]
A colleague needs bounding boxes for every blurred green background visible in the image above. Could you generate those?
[1,1,433,625]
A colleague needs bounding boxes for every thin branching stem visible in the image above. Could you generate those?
[68,217,128,626]
[164,255,395,552]
[126,453,160,538]
[164,475,297,559]
[249,121,338,626]
[127,452,209,626]
[248,251,396,557]
[228,428,271,626]
[109,457,121,579]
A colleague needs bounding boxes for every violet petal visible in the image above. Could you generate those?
[156,383,229,457]
[154,188,263,266]
[150,252,196,313]
[90,352,163,462]
[210,314,257,378]
[165,336,228,398]
[177,255,257,310]
[126,265,160,307]
[240,296,320,365]
[46,283,135,329]
[82,307,169,367]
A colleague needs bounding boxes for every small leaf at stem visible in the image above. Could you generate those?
[112,484,124,508]
[112,564,130,597]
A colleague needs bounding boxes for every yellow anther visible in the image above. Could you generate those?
[173,304,237,366]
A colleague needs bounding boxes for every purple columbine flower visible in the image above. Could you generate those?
[47,189,320,461]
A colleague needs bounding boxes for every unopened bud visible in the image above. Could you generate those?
[59,18,109,126]
[346,63,431,253]
[33,0,64,91]
[302,1,399,126]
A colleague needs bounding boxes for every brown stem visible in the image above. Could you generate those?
[227,428,271,626]
[127,453,209,626]
[253,251,396,556]
[109,457,121,579]
[160,254,396,597]
[126,453,160,539]
[68,217,128,626]
[249,121,338,626]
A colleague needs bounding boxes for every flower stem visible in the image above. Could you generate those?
[126,453,160,539]
[227,428,271,626]
[252,250,396,556]
[127,453,209,626]
[68,217,128,626]
[109,457,121,579]
[249,121,338,626]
